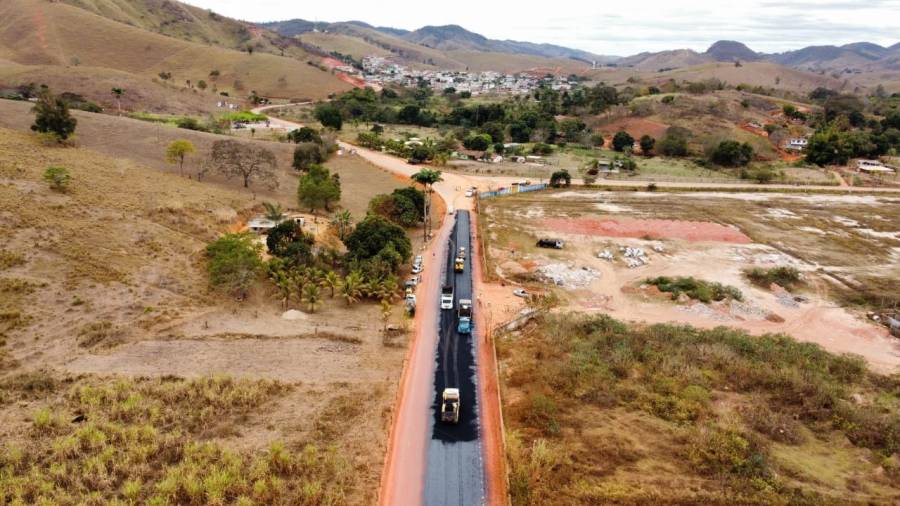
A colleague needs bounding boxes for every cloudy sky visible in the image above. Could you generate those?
[181,0,900,56]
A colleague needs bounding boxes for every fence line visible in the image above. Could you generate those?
[478,183,547,200]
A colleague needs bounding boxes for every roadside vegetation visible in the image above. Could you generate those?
[0,375,359,505]
[500,313,900,505]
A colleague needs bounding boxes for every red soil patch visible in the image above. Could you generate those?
[596,117,670,140]
[542,217,752,243]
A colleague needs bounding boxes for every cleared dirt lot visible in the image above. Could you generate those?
[481,189,900,372]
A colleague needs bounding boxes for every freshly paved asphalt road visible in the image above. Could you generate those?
[423,210,485,505]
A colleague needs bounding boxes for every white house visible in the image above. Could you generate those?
[786,138,808,150]
[856,159,895,174]
[248,215,305,234]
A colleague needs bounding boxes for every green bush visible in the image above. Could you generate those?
[43,167,70,192]
[206,233,262,299]
[744,266,802,289]
[646,276,743,302]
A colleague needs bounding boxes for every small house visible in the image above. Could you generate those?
[248,215,304,234]
[856,159,895,174]
[786,138,808,151]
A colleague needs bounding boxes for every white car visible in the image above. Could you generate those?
[513,288,528,298]
[412,263,424,274]
[465,189,475,197]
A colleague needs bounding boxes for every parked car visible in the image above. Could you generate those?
[513,288,528,298]
[536,238,564,249]
[412,263,424,274]
[465,188,475,197]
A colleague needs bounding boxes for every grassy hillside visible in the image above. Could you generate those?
[0,126,406,504]
[0,0,351,110]
[501,313,900,505]
[0,99,404,217]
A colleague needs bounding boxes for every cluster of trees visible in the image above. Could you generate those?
[317,83,627,148]
[368,187,425,227]
[291,126,337,171]
[708,140,755,167]
[805,108,900,166]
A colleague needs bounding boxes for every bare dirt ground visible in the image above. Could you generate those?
[481,189,900,372]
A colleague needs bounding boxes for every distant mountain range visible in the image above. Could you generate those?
[258,21,619,66]
[260,18,900,74]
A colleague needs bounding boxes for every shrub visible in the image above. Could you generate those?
[646,276,743,302]
[206,233,262,299]
[43,166,71,192]
[31,90,77,141]
[549,170,571,188]
[744,266,802,289]
[612,130,635,152]
[709,140,754,167]
[688,425,770,480]
[531,143,554,155]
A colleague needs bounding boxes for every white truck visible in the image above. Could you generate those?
[440,285,454,309]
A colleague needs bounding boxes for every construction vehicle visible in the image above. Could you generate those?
[454,255,465,273]
[441,388,460,423]
[457,299,472,334]
[440,285,454,309]
[458,246,466,259]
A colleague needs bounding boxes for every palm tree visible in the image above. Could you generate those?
[340,271,363,306]
[111,87,124,116]
[411,169,443,241]
[331,210,353,241]
[380,299,393,331]
[321,271,340,298]
[262,202,285,221]
[290,266,309,305]
[269,268,292,309]
[302,284,321,313]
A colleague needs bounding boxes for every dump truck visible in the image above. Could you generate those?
[457,298,473,334]
[440,285,454,309]
[441,388,460,423]
[454,255,465,273]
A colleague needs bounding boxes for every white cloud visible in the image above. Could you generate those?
[181,0,900,55]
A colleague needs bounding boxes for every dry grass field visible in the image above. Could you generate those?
[0,116,411,503]
[499,313,900,505]
[0,0,352,112]
[0,99,405,217]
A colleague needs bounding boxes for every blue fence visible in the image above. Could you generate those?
[478,183,547,200]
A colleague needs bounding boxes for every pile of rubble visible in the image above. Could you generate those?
[538,263,599,288]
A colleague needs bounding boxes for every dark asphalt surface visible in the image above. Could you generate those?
[423,210,486,506]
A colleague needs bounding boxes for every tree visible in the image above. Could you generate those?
[287,126,322,144]
[639,135,656,156]
[508,121,532,143]
[31,91,77,141]
[380,299,393,331]
[292,142,326,171]
[344,215,411,267]
[612,130,635,152]
[549,170,572,188]
[206,233,262,299]
[111,87,124,115]
[266,220,313,260]
[590,134,605,147]
[658,130,690,157]
[166,139,195,176]
[262,202,285,221]
[340,271,363,306]
[322,271,340,298]
[209,139,278,189]
[368,188,424,227]
[302,283,321,312]
[43,166,70,192]
[559,118,586,142]
[315,104,343,130]
[709,140,754,167]
[411,169,442,241]
[197,80,207,91]
[297,164,341,212]
[479,121,505,143]
[331,210,353,240]
[463,133,492,152]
